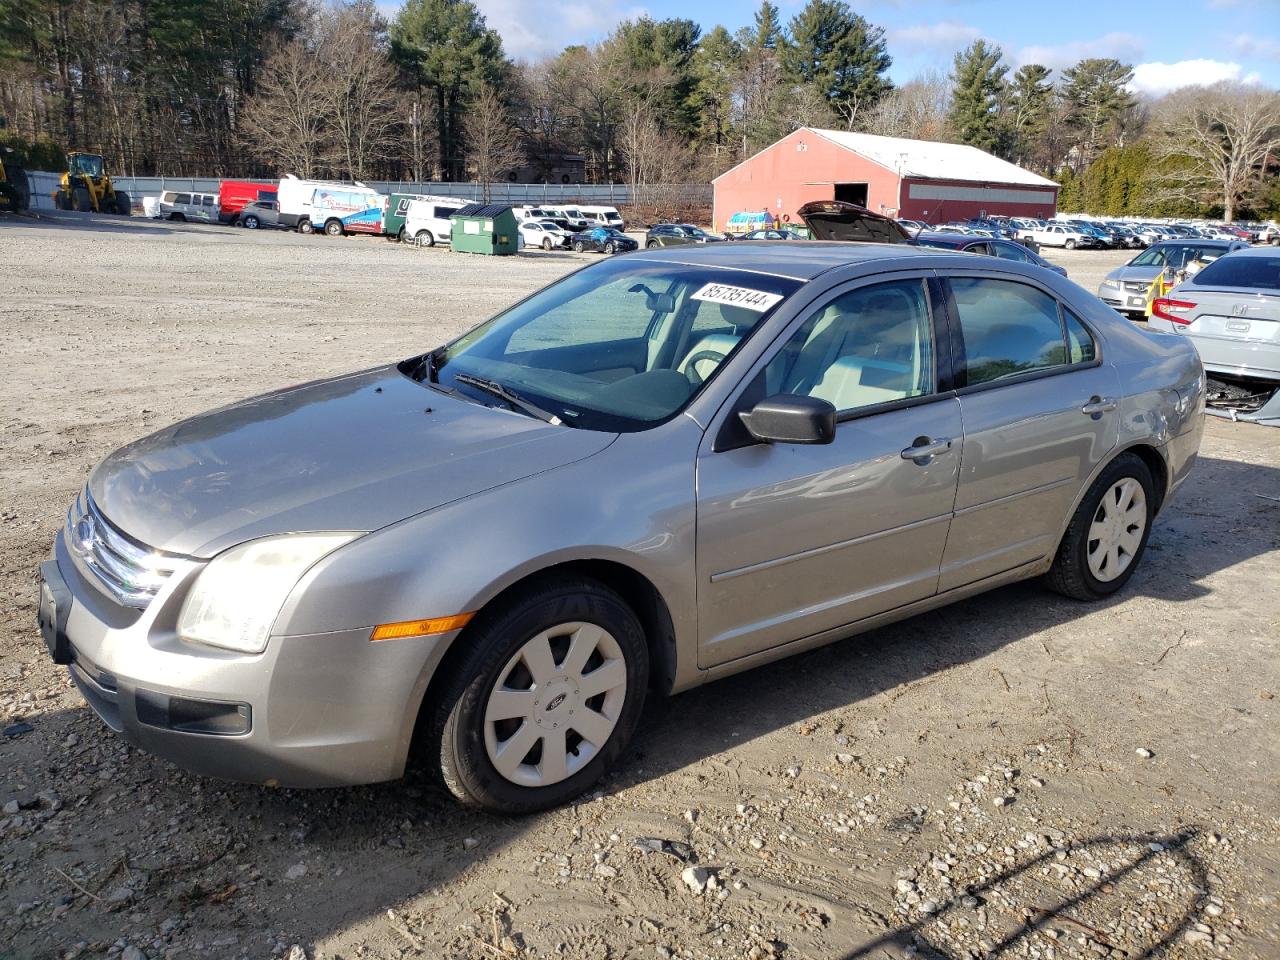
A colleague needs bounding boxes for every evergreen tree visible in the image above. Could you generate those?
[1007,63,1053,167]
[948,39,1008,154]
[752,1,782,50]
[1060,58,1135,169]
[691,26,742,149]
[608,17,702,140]
[780,0,892,124]
[391,0,509,180]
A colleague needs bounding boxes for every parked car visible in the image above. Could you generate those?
[573,226,637,254]
[157,190,219,223]
[237,200,282,230]
[1148,247,1279,424]
[741,228,803,241]
[796,201,912,243]
[217,180,277,225]
[645,223,726,248]
[519,219,572,250]
[1096,239,1249,317]
[913,232,1067,277]
[403,198,467,247]
[896,218,929,235]
[1018,223,1100,249]
[37,242,1205,813]
[1261,221,1280,246]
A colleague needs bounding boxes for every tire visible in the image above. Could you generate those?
[542,238,553,251]
[243,215,259,229]
[112,190,130,215]
[573,241,584,253]
[397,227,407,243]
[645,240,657,249]
[415,229,434,247]
[1064,239,1077,250]
[1045,452,1155,601]
[298,220,313,234]
[429,577,649,813]
[324,219,344,237]
[72,187,92,212]
[604,241,616,254]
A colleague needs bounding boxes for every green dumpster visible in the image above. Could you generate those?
[450,204,519,256]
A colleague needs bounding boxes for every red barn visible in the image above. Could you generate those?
[713,128,1059,231]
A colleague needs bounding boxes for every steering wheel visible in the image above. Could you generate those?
[682,349,729,386]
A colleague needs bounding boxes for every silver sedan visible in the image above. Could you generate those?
[38,243,1205,812]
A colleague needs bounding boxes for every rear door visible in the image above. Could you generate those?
[939,272,1120,590]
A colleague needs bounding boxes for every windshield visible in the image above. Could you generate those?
[419,258,802,431]
[1190,254,1280,290]
[1131,244,1226,269]
[71,154,104,178]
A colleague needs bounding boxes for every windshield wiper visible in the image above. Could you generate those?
[452,374,564,426]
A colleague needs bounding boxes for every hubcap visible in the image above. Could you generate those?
[1087,478,1147,582]
[483,622,627,788]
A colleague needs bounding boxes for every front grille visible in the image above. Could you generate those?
[65,490,179,609]
[1124,281,1149,293]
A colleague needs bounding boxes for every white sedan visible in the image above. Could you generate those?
[519,219,572,250]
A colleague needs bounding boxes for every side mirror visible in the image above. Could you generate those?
[739,394,836,445]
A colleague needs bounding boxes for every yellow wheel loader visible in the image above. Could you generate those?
[53,152,130,214]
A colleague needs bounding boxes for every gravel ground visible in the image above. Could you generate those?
[1,212,1278,960]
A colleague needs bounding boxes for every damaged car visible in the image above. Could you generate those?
[39,243,1203,813]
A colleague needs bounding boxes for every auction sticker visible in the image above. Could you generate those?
[691,282,783,313]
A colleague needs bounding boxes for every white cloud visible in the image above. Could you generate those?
[1012,32,1146,71]
[886,21,984,54]
[1229,33,1280,59]
[1129,58,1262,94]
[472,0,648,60]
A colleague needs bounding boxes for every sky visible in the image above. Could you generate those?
[379,0,1280,96]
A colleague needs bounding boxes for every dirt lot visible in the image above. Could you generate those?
[1,213,1277,960]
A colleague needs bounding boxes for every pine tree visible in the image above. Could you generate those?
[948,40,1008,154]
[1060,58,1135,170]
[780,0,892,125]
[1007,64,1053,167]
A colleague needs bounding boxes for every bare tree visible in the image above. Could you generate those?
[1151,82,1280,220]
[240,37,331,178]
[864,70,951,140]
[321,2,402,180]
[463,83,523,200]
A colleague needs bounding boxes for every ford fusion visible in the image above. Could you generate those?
[39,243,1204,812]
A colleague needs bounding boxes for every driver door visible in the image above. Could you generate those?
[695,275,962,668]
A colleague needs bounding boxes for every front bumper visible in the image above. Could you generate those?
[39,532,450,788]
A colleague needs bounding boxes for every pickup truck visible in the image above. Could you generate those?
[1016,222,1101,250]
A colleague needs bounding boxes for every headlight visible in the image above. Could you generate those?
[1100,279,1119,288]
[177,533,358,654]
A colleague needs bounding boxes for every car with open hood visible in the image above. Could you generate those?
[795,200,912,244]
[39,243,1204,813]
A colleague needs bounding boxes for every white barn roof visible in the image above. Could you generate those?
[809,129,1057,187]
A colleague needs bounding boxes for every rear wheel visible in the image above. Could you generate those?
[1046,453,1155,601]
[324,219,344,237]
[243,215,260,229]
[298,220,313,234]
[415,229,434,247]
[72,187,92,212]
[573,240,584,253]
[645,240,658,249]
[430,578,649,813]
[111,191,130,215]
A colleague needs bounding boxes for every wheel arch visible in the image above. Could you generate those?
[1054,440,1171,557]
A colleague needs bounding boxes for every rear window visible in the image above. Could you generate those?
[1190,255,1280,290]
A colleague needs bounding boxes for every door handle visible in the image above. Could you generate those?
[901,436,953,462]
[1081,396,1117,417]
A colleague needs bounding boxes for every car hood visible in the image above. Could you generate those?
[1106,265,1159,283]
[88,365,617,558]
[797,201,912,243]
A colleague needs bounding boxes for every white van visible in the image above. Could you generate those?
[543,205,590,230]
[157,190,219,223]
[277,175,371,234]
[403,197,467,246]
[513,205,555,222]
[577,205,625,231]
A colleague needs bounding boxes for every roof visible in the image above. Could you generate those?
[714,128,1058,189]
[628,240,943,281]
[452,203,515,219]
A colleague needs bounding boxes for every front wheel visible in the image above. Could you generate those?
[604,240,616,254]
[415,229,434,247]
[324,219,344,237]
[542,238,553,251]
[1046,453,1155,601]
[1064,239,1077,249]
[430,578,649,813]
[243,215,259,229]
[298,220,313,234]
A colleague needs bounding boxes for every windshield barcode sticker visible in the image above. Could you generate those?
[691,283,783,313]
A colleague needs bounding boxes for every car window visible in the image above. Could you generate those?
[951,278,1074,386]
[174,193,191,205]
[992,242,1032,262]
[1062,309,1097,364]
[967,242,991,256]
[762,279,935,414]
[1190,254,1280,290]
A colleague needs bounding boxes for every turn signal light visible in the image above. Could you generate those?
[370,612,474,641]
[1151,297,1197,324]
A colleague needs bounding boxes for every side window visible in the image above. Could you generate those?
[1062,309,1097,364]
[992,242,1031,262]
[762,279,935,413]
[202,195,214,206]
[174,193,191,205]
[951,277,1072,386]
[967,242,991,256]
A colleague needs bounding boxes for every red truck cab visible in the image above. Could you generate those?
[218,180,279,224]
